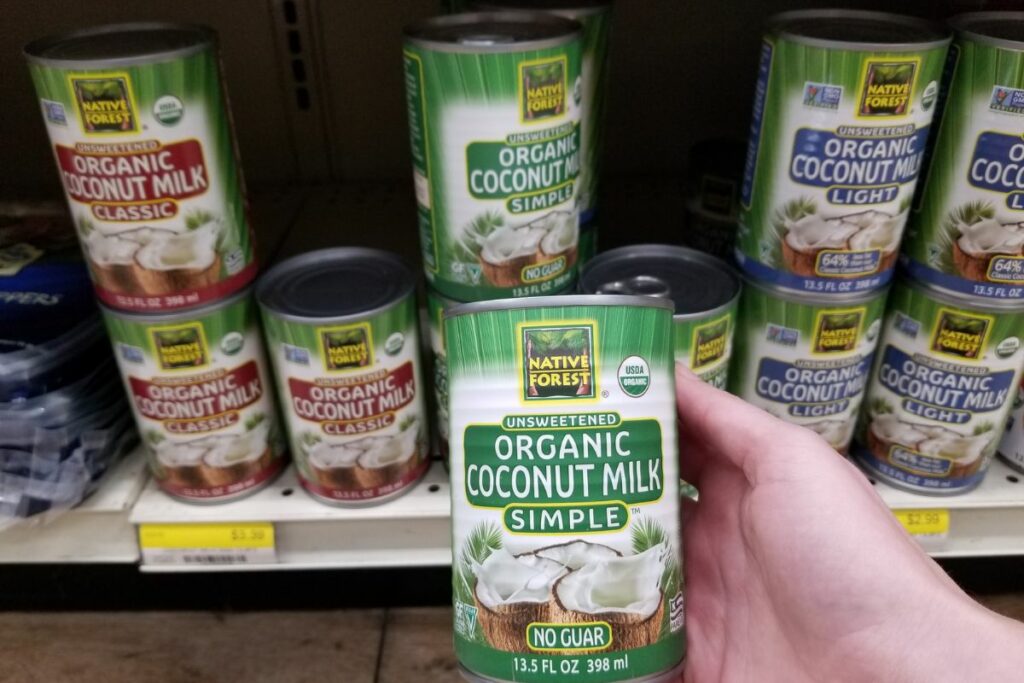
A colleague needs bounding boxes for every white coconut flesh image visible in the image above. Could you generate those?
[870,415,990,473]
[135,223,219,277]
[308,441,364,471]
[537,212,578,258]
[480,223,547,266]
[473,548,568,652]
[550,543,668,651]
[784,214,859,251]
[846,211,903,254]
[534,539,621,571]
[202,429,268,469]
[356,426,419,471]
[155,440,209,468]
[805,419,852,449]
[957,219,1024,256]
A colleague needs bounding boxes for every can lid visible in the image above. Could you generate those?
[470,0,611,19]
[950,13,1024,50]
[445,293,674,319]
[579,245,741,319]
[256,248,415,322]
[404,12,582,53]
[25,23,214,66]
[768,10,950,51]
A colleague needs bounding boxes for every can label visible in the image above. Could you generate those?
[575,8,611,225]
[855,282,1024,491]
[903,37,1024,300]
[28,47,256,312]
[675,306,737,390]
[426,288,452,457]
[261,296,429,503]
[998,380,1024,472]
[729,286,885,451]
[739,37,947,293]
[104,296,286,500]
[403,39,583,300]
[446,303,684,683]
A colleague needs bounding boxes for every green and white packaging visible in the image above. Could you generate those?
[446,296,684,683]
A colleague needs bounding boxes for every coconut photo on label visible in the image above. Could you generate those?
[445,297,685,683]
[26,25,257,312]
[404,14,584,301]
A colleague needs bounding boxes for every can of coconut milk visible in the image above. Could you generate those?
[257,249,430,506]
[902,13,1024,302]
[854,277,1024,494]
[579,245,741,389]
[25,24,256,313]
[471,1,613,264]
[445,295,685,683]
[998,379,1024,473]
[729,279,887,452]
[403,13,583,301]
[738,11,950,294]
[103,289,287,502]
[426,287,456,460]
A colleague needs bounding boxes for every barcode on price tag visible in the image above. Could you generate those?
[139,522,276,566]
[893,509,949,539]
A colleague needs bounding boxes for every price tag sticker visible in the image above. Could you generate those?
[893,509,949,539]
[139,522,276,566]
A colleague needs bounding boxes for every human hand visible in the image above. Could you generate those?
[675,366,1024,682]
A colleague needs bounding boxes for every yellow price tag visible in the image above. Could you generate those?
[139,522,274,550]
[893,509,949,537]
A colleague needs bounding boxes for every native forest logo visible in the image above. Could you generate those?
[858,60,917,117]
[930,309,991,360]
[520,58,567,122]
[152,324,209,370]
[320,324,374,371]
[70,74,138,134]
[812,309,864,354]
[692,317,730,369]
[520,323,595,400]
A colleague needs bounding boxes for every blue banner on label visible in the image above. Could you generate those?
[736,249,892,294]
[967,131,1024,209]
[741,41,773,209]
[755,356,870,417]
[900,256,1024,301]
[855,444,983,492]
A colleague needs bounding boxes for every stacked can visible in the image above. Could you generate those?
[732,10,951,455]
[683,137,746,261]
[470,0,613,263]
[403,12,585,455]
[853,13,1024,494]
[26,24,287,503]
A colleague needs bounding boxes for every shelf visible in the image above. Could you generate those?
[131,461,452,573]
[0,451,148,564]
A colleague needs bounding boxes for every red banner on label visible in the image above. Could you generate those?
[288,361,416,429]
[130,361,262,433]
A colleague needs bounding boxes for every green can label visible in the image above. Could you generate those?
[738,34,948,293]
[104,295,286,501]
[261,296,430,503]
[427,288,453,456]
[575,8,610,224]
[674,306,737,390]
[446,301,684,683]
[403,38,583,300]
[729,286,886,451]
[28,42,256,312]
[903,35,1024,300]
[855,281,1024,492]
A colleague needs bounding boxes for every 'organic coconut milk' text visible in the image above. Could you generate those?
[26,25,257,311]
[855,279,1024,493]
[446,298,684,683]
[103,293,286,501]
[729,282,886,452]
[404,16,583,301]
[738,12,949,293]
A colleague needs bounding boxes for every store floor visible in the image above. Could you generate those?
[1,592,1023,683]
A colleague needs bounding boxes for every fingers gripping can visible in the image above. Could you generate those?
[579,245,741,389]
[729,280,887,452]
[103,290,287,502]
[257,249,430,505]
[403,13,584,301]
[902,13,1024,301]
[25,24,257,312]
[737,11,950,294]
[854,278,1024,494]
[446,296,685,683]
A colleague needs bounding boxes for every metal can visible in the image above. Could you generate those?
[25,23,257,312]
[902,13,1024,301]
[738,11,950,294]
[257,248,430,506]
[998,379,1024,473]
[854,277,1024,494]
[729,278,887,452]
[579,244,741,388]
[103,289,287,502]
[471,1,613,264]
[426,287,456,460]
[403,13,584,301]
[445,295,685,683]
